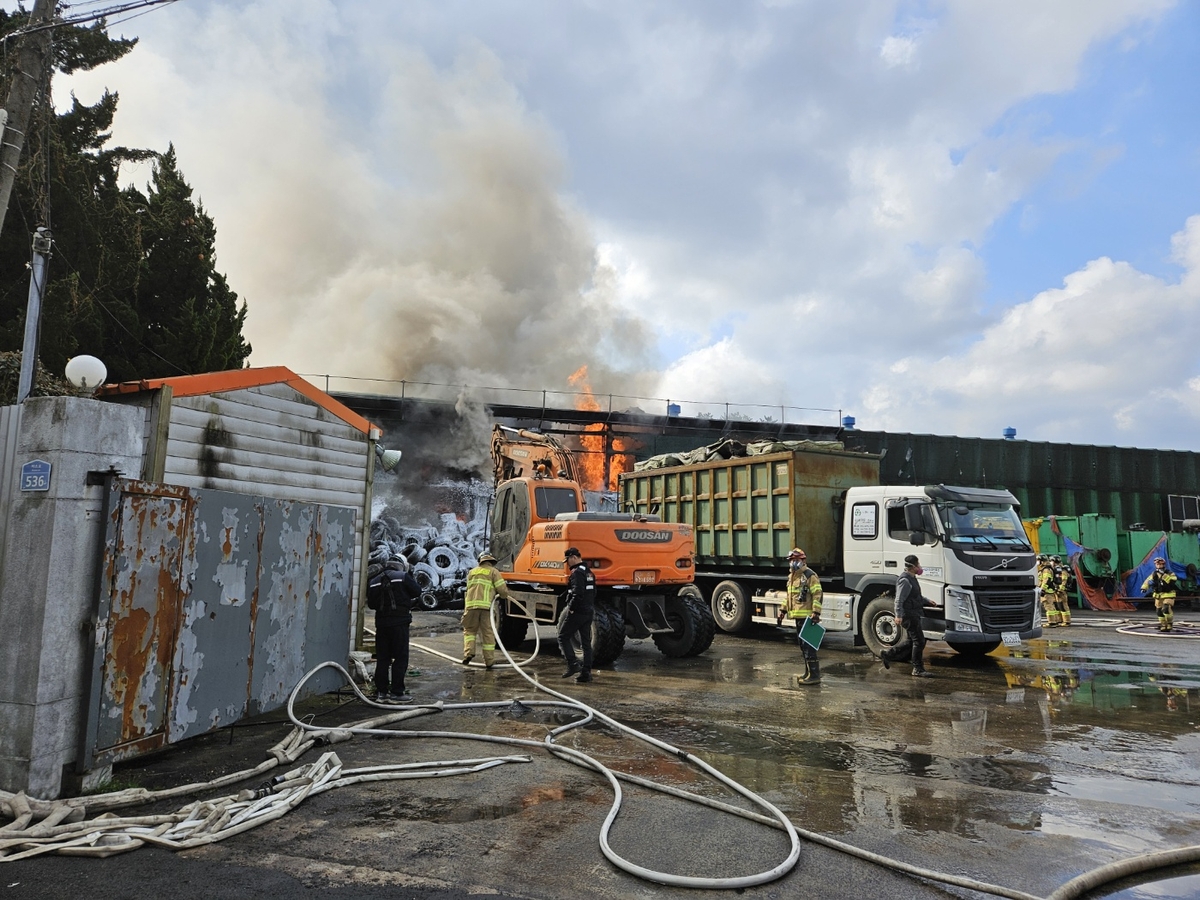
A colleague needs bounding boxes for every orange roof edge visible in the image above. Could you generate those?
[99,367,377,436]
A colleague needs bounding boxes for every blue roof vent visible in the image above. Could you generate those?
[1003,427,1017,441]
[842,415,856,430]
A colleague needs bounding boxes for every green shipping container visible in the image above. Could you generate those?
[619,446,880,572]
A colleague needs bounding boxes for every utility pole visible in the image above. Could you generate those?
[16,226,52,403]
[0,0,56,243]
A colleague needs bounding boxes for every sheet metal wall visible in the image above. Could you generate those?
[112,382,372,649]
[847,431,1200,531]
[0,404,21,577]
[82,478,355,768]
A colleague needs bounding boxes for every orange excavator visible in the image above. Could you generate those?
[487,425,712,661]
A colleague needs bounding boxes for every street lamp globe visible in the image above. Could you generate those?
[64,355,107,393]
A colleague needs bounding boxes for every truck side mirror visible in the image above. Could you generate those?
[909,532,926,546]
[903,503,926,534]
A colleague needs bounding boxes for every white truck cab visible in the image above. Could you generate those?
[841,484,1041,657]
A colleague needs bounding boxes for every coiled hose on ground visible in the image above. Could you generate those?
[2,605,1199,897]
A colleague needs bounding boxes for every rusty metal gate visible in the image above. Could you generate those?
[80,478,356,769]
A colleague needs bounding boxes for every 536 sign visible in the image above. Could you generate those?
[20,459,51,492]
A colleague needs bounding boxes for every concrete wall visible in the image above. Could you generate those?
[0,397,145,799]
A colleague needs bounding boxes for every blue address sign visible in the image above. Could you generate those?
[20,459,51,492]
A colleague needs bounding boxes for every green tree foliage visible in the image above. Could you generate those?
[0,9,250,386]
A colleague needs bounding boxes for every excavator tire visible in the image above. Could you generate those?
[680,588,716,656]
[557,604,612,667]
[595,601,626,664]
[653,592,706,658]
[589,606,615,666]
[496,606,529,650]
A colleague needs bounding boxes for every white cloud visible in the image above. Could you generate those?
[657,337,789,416]
[51,0,1191,448]
[862,215,1200,445]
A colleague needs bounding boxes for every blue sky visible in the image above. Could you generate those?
[981,1,1200,305]
[53,1,1200,448]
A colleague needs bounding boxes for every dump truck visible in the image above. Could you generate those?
[619,442,1041,658]
[487,426,713,662]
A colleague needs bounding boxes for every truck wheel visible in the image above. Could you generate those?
[653,593,704,658]
[681,587,716,655]
[711,580,750,633]
[948,639,1001,659]
[862,595,901,658]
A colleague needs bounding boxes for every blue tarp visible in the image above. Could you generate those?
[1122,535,1189,599]
[1062,535,1133,610]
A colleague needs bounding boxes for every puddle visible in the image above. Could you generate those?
[1052,772,1200,816]
[1108,872,1200,899]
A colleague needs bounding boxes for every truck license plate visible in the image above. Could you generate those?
[633,570,656,584]
[1001,631,1021,647]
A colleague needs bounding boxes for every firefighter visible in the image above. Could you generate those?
[1039,556,1062,627]
[783,547,823,685]
[462,552,510,668]
[1141,557,1178,632]
[1036,555,1051,624]
[1050,556,1072,626]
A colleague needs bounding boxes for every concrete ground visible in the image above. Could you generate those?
[5,607,1200,899]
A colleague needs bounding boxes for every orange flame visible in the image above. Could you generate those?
[567,366,637,491]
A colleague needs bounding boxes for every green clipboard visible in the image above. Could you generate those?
[799,616,826,650]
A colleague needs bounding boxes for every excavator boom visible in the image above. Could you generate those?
[490,424,580,485]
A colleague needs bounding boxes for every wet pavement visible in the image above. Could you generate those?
[5,609,1200,899]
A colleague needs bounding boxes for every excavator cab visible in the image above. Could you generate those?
[489,478,582,570]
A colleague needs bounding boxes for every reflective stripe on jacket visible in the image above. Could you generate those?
[464,564,509,609]
[785,566,823,618]
[1142,569,1178,599]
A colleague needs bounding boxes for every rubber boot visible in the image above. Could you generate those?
[798,659,821,685]
[561,663,580,679]
[575,669,592,683]
[911,667,933,678]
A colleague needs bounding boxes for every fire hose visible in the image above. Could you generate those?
[2,605,1199,897]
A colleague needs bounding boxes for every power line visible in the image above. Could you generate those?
[2,0,179,42]
[51,241,192,377]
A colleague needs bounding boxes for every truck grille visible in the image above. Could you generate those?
[976,589,1035,631]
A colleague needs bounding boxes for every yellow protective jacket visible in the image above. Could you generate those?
[1039,567,1064,594]
[785,566,823,618]
[464,564,510,609]
[1142,568,1178,599]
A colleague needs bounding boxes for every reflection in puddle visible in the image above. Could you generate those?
[1053,773,1200,816]
[1108,873,1200,899]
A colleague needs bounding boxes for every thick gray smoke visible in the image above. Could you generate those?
[206,43,662,403]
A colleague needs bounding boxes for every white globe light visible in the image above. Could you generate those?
[64,355,107,391]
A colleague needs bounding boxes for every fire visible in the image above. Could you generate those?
[567,366,637,492]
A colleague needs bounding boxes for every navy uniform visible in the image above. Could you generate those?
[368,559,418,702]
[558,547,597,683]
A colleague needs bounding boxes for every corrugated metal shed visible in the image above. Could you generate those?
[100,367,376,638]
